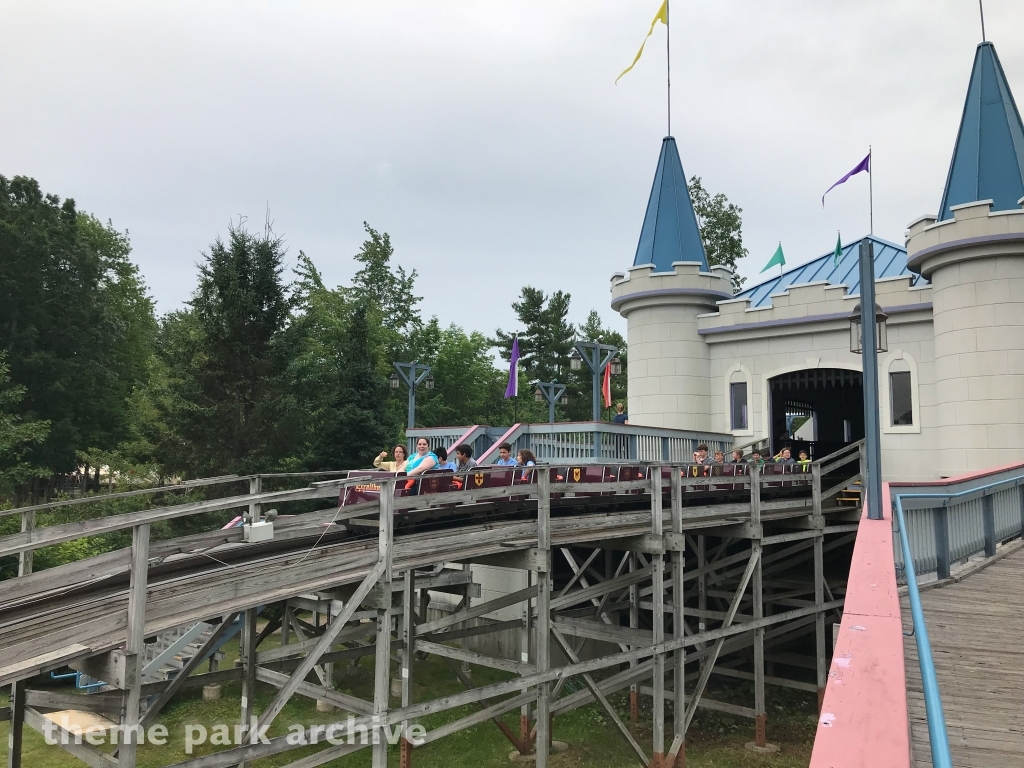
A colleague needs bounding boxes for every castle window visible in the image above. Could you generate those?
[730,382,748,430]
[890,371,913,426]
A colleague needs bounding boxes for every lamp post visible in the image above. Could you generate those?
[390,361,433,429]
[534,382,568,424]
[850,239,887,521]
[571,341,618,422]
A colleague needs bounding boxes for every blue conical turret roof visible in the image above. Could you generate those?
[633,136,709,271]
[938,42,1024,220]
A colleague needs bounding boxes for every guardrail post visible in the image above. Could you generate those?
[629,434,638,461]
[400,568,415,768]
[249,475,262,523]
[521,570,533,749]
[934,509,951,580]
[8,509,34,768]
[593,428,601,460]
[239,607,257,767]
[535,469,552,767]
[814,531,826,711]
[661,437,670,462]
[982,494,996,558]
[119,523,150,768]
[670,467,686,765]
[373,480,396,768]
[6,679,25,768]
[750,464,766,747]
[650,470,665,767]
[629,550,639,722]
[17,509,34,580]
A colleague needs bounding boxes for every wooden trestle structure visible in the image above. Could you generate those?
[0,442,865,768]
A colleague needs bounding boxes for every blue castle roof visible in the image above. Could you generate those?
[736,235,922,309]
[938,42,1024,220]
[633,136,709,272]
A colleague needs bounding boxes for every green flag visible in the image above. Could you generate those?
[761,243,786,273]
[834,232,842,267]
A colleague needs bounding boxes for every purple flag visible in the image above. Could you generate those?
[504,337,520,398]
[822,153,871,206]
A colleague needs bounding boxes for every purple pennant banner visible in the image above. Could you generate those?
[504,337,520,398]
[822,153,870,206]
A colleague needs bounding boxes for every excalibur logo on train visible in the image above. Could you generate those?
[41,715,427,753]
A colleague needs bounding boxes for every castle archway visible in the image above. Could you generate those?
[766,367,864,459]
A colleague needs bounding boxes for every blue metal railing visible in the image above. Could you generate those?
[893,493,953,768]
[890,470,1024,768]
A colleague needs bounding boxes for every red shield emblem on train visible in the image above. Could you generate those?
[473,472,484,487]
[572,467,581,482]
[428,478,438,490]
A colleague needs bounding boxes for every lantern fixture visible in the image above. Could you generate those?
[569,348,583,371]
[850,302,888,354]
[534,388,544,403]
[424,374,435,391]
[389,373,401,389]
[609,357,622,375]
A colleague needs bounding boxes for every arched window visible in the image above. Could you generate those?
[882,352,921,434]
[724,364,754,436]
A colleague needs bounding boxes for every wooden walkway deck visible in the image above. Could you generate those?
[903,544,1024,768]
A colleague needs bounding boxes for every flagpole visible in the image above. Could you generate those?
[665,0,671,136]
[869,145,874,235]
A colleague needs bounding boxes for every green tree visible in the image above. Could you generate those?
[689,176,748,291]
[0,354,50,495]
[157,222,298,476]
[493,287,575,386]
[408,320,511,429]
[0,175,156,486]
[346,223,421,337]
[306,303,393,469]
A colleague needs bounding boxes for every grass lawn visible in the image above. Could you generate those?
[1,625,817,767]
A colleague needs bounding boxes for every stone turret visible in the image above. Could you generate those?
[905,41,1024,476]
[611,136,733,430]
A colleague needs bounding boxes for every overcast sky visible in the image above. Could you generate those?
[3,1,1022,338]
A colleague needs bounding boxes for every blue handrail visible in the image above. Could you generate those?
[892,492,954,768]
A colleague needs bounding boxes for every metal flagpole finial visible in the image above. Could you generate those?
[979,0,986,42]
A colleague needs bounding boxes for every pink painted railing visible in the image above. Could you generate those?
[809,482,910,768]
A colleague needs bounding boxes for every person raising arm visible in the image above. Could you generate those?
[374,444,408,472]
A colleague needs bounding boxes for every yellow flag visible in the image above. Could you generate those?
[615,0,668,84]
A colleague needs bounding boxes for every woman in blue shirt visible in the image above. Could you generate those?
[405,438,439,476]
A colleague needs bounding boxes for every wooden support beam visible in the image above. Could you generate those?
[415,639,531,675]
[238,608,258,768]
[399,569,414,768]
[254,667,372,714]
[682,547,760,732]
[256,559,386,732]
[551,627,648,767]
[650,471,666,768]
[23,707,115,768]
[669,467,686,768]
[119,523,149,768]
[372,481,395,768]
[141,613,240,728]
[6,681,25,768]
[534,468,552,768]
[439,656,526,754]
[415,585,537,636]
